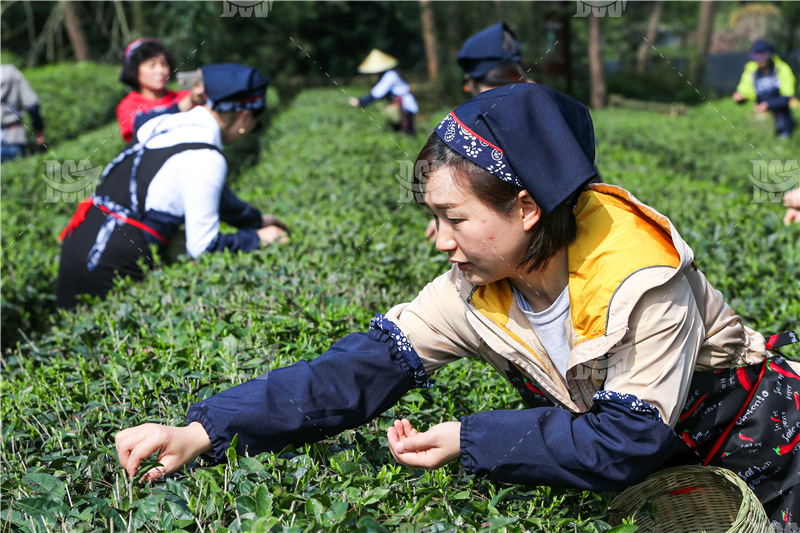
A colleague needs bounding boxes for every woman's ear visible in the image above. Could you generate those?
[234,110,251,128]
[518,190,541,231]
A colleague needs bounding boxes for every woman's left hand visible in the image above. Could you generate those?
[387,418,461,469]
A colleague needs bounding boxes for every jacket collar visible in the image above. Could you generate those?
[456,183,692,362]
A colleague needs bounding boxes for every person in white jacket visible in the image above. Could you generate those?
[56,64,287,309]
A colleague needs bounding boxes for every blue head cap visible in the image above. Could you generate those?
[201,63,270,113]
[433,84,597,214]
[457,23,522,79]
[749,39,774,61]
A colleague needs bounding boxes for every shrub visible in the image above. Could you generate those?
[21,62,128,146]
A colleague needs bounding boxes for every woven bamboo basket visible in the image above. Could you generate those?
[608,466,773,532]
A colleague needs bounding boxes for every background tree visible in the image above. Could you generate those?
[419,0,439,81]
[689,0,714,85]
[588,13,605,109]
[61,1,88,61]
[636,1,663,72]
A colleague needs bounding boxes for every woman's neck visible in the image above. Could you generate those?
[509,248,569,313]
[139,87,166,100]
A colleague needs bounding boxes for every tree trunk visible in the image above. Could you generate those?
[560,1,574,96]
[494,0,505,22]
[588,14,605,109]
[131,1,146,38]
[113,0,133,46]
[62,1,89,61]
[636,0,663,73]
[690,0,714,85]
[419,0,439,81]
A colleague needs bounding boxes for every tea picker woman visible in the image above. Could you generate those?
[57,64,289,309]
[117,38,207,143]
[348,49,418,135]
[116,84,798,527]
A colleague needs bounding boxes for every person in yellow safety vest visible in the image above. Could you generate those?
[733,39,797,139]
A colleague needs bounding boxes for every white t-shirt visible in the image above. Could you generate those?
[135,106,227,258]
[511,283,572,380]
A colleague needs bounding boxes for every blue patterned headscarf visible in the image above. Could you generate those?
[202,63,270,113]
[434,83,597,214]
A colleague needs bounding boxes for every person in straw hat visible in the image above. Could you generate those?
[348,49,418,135]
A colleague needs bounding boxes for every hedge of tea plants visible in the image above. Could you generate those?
[20,62,128,147]
[1,86,798,532]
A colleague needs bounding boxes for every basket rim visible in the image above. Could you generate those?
[608,465,771,530]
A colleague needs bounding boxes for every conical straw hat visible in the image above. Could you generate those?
[357,49,398,74]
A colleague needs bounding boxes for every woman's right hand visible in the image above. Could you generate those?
[115,422,212,482]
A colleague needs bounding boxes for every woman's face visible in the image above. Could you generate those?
[138,54,170,96]
[424,165,534,286]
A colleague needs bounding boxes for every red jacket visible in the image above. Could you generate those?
[116,89,189,142]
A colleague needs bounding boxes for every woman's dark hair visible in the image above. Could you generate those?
[473,62,530,88]
[415,133,578,273]
[120,40,176,90]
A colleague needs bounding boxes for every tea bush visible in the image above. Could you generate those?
[21,62,128,146]
[1,87,798,532]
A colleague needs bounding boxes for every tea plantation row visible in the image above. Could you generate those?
[1,86,798,532]
[19,62,127,147]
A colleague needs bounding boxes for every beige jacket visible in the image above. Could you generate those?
[386,184,794,427]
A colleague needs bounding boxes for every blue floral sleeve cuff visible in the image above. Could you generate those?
[369,314,434,389]
[592,390,665,423]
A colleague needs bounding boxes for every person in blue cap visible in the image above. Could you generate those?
[457,22,532,97]
[115,84,798,527]
[56,63,289,309]
[425,22,535,240]
[733,39,797,139]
